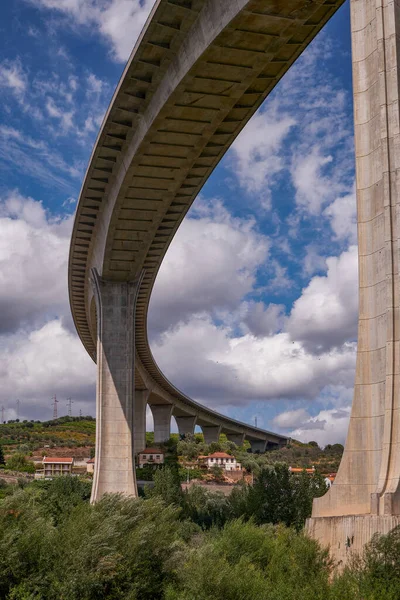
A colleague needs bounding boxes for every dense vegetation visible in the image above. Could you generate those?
[0,416,96,454]
[0,472,398,599]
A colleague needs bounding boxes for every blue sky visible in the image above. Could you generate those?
[0,0,358,445]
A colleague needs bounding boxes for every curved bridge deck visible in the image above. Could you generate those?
[69,0,345,500]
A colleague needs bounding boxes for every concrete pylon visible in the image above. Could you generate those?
[249,439,267,453]
[175,415,197,437]
[90,268,143,503]
[226,433,245,446]
[134,389,150,454]
[307,0,400,562]
[201,425,221,444]
[150,404,173,444]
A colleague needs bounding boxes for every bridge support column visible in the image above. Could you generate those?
[201,425,221,444]
[134,389,150,454]
[226,433,245,446]
[249,439,267,454]
[307,0,400,564]
[151,404,173,444]
[90,268,143,503]
[175,415,197,437]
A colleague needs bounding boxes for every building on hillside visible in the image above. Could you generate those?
[86,457,95,474]
[42,457,74,478]
[204,452,241,471]
[288,466,315,475]
[137,448,164,468]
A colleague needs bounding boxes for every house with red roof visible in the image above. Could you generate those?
[137,448,165,468]
[204,452,241,472]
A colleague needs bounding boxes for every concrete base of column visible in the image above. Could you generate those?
[151,404,173,444]
[249,439,267,453]
[201,425,221,444]
[175,415,197,437]
[306,515,400,568]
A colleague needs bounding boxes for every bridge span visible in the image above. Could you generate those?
[69,0,400,562]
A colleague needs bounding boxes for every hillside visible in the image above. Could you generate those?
[0,418,343,473]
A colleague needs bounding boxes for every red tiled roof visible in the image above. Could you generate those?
[289,467,315,474]
[207,452,233,459]
[140,448,164,454]
[43,457,73,464]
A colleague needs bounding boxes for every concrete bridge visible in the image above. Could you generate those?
[69,0,400,560]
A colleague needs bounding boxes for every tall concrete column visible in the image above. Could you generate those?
[134,389,150,454]
[175,415,197,437]
[307,0,400,563]
[226,433,245,446]
[201,425,221,444]
[151,404,173,444]
[90,268,143,503]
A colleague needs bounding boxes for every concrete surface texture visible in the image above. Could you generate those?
[306,0,400,563]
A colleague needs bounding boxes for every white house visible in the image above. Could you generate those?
[205,452,241,471]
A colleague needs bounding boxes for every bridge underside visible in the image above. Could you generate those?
[69,0,400,562]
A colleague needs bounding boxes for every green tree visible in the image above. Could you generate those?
[6,453,35,474]
[0,445,5,466]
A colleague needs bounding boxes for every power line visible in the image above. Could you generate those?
[66,397,73,417]
[1,406,4,424]
[51,395,59,419]
[16,399,20,420]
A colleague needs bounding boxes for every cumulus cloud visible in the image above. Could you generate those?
[289,406,351,446]
[152,314,356,408]
[27,0,156,62]
[240,301,286,337]
[0,191,73,334]
[271,408,309,429]
[149,200,270,335]
[287,246,359,352]
[324,187,357,244]
[230,106,295,209]
[0,320,95,421]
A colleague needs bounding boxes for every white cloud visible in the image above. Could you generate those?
[0,59,27,97]
[240,301,286,337]
[0,320,95,421]
[152,314,356,408]
[28,0,156,62]
[291,149,336,214]
[272,408,309,429]
[289,405,351,446]
[324,187,357,243]
[0,191,73,333]
[287,246,359,352]
[230,106,295,209]
[149,200,270,335]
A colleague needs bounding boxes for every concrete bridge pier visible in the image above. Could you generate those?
[150,404,173,444]
[134,389,150,454]
[175,415,197,437]
[90,268,143,503]
[226,433,245,446]
[201,425,221,444]
[249,439,267,453]
[307,0,400,564]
